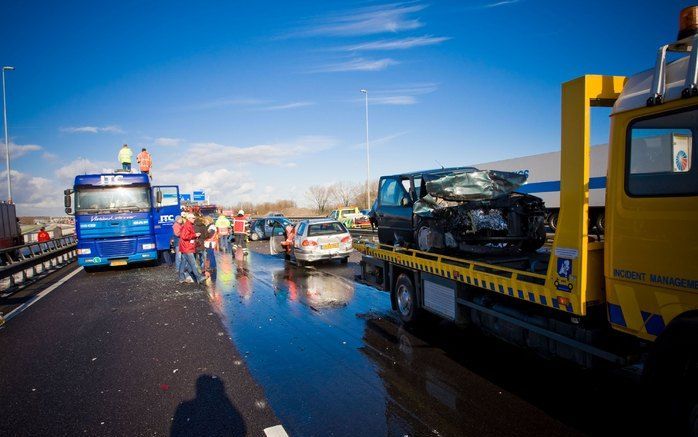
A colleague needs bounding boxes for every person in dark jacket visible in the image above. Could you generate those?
[178,213,206,284]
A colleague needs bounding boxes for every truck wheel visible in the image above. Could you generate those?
[547,211,559,231]
[594,212,605,234]
[645,316,698,436]
[395,273,420,324]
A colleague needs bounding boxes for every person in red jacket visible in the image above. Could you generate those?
[178,213,207,284]
[37,227,51,242]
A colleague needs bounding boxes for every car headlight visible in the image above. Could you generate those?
[142,243,156,250]
[77,248,92,255]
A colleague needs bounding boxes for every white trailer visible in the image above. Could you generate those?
[470,144,608,231]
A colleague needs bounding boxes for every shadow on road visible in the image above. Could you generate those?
[171,374,246,437]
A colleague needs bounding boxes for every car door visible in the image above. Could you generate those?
[269,221,286,255]
[152,185,180,251]
[376,176,413,244]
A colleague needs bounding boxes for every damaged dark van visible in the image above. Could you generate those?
[373,167,547,255]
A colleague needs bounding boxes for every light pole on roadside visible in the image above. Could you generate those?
[360,89,370,210]
[2,66,15,204]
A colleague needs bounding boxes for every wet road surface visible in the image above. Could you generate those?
[211,250,574,436]
[0,263,279,436]
[0,245,660,436]
[219,245,658,437]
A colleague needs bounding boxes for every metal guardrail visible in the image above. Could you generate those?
[0,236,78,294]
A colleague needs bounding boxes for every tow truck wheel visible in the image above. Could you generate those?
[594,212,606,233]
[547,211,559,231]
[395,273,420,324]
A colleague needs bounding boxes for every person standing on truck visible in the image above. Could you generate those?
[136,148,152,176]
[178,213,206,284]
[233,210,248,252]
[37,227,50,243]
[118,144,133,172]
[215,211,231,253]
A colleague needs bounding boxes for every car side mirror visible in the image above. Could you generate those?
[400,197,410,207]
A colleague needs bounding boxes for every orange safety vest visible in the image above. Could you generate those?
[137,151,152,171]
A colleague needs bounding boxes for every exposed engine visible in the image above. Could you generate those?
[414,193,547,254]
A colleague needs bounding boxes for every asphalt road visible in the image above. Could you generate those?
[0,241,661,436]
[0,262,280,437]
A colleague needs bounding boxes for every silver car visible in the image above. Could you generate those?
[270,219,353,264]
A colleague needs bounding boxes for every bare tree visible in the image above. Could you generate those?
[306,185,332,214]
[351,179,380,210]
[330,181,354,207]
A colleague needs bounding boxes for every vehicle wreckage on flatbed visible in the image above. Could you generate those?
[373,167,547,255]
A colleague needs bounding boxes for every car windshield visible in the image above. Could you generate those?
[75,186,151,215]
[307,222,347,236]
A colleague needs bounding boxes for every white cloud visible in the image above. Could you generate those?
[154,137,184,146]
[157,168,257,205]
[257,101,315,111]
[164,135,337,171]
[60,125,124,134]
[478,0,521,8]
[295,2,427,37]
[311,57,398,73]
[370,96,417,105]
[42,152,59,161]
[339,35,450,51]
[354,83,438,105]
[353,131,409,148]
[0,169,62,215]
[8,142,43,158]
[54,157,116,184]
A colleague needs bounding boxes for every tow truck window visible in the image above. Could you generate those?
[627,108,697,196]
[75,187,151,214]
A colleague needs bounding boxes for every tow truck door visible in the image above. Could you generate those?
[152,185,180,251]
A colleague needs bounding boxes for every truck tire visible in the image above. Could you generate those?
[395,273,420,324]
[547,211,559,231]
[645,316,698,436]
[594,211,605,234]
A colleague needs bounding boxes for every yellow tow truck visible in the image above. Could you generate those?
[356,6,698,433]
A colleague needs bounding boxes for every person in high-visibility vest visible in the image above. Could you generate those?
[215,211,232,253]
[233,210,249,252]
[118,144,133,172]
[136,148,152,175]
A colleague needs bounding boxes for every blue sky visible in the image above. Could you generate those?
[0,0,686,214]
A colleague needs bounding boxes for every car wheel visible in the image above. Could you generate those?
[395,273,420,324]
[250,233,259,241]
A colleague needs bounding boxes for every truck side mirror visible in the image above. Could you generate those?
[64,193,71,208]
[65,207,72,214]
[156,189,163,204]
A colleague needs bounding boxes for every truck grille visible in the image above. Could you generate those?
[97,240,137,257]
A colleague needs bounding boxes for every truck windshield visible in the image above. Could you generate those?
[75,186,151,215]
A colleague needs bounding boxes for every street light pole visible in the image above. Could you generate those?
[2,66,15,204]
[360,89,370,210]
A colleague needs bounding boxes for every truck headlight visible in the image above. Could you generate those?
[77,248,91,255]
[142,243,156,250]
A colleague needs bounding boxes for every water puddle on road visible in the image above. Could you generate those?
[203,251,574,437]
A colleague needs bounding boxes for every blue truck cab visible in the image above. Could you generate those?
[65,173,180,268]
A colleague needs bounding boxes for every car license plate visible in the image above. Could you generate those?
[110,259,127,266]
[322,243,339,250]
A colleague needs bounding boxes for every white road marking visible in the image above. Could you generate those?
[2,266,83,323]
[264,425,289,437]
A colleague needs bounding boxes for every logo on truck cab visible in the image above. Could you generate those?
[99,175,127,185]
